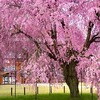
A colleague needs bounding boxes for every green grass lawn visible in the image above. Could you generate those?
[0,83,98,100]
[0,94,98,100]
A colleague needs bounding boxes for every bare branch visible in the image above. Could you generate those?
[82,21,94,53]
[22,32,33,40]
[94,39,100,42]
[8,1,22,8]
[90,32,100,43]
[11,26,42,54]
[60,19,65,29]
[39,32,58,60]
[95,10,100,21]
[33,40,42,52]
[50,24,57,39]
[45,41,57,60]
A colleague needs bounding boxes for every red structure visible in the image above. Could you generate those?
[0,58,25,84]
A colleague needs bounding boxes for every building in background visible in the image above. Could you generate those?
[0,52,25,85]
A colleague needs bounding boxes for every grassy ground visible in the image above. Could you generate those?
[0,94,98,100]
[0,83,97,99]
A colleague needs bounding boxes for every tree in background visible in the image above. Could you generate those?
[0,0,100,98]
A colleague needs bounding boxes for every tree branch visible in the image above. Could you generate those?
[11,27,42,53]
[8,1,22,8]
[95,10,100,21]
[81,21,94,53]
[84,21,94,48]
[60,19,65,29]
[50,24,60,55]
[50,24,57,40]
[45,41,57,60]
[90,32,100,43]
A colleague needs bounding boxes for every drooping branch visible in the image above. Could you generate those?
[11,25,42,53]
[11,25,33,40]
[11,24,58,60]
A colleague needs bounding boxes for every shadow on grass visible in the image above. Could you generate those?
[0,93,98,100]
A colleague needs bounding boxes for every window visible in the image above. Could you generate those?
[3,76,15,84]
[3,76,9,84]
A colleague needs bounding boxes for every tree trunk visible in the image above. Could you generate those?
[66,74,79,97]
[62,60,79,97]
